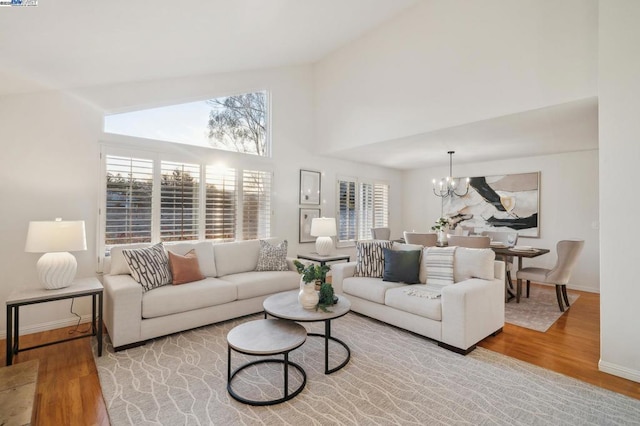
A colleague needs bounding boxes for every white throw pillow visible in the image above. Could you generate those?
[453,247,495,282]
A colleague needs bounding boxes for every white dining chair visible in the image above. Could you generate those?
[516,239,584,312]
[403,231,437,247]
[371,227,391,240]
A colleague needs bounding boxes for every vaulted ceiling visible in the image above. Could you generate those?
[0,0,598,170]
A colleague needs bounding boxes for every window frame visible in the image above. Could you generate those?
[98,142,274,272]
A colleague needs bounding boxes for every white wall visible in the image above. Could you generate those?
[403,150,600,293]
[0,65,402,337]
[598,0,640,383]
[315,0,597,153]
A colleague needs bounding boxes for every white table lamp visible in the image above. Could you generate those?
[310,217,336,256]
[25,218,87,290]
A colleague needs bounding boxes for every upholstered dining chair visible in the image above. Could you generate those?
[403,231,438,247]
[371,227,391,240]
[447,235,491,248]
[516,239,585,312]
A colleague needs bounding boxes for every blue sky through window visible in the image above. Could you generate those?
[105,100,214,148]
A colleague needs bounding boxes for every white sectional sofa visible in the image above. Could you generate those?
[331,245,505,354]
[103,238,299,350]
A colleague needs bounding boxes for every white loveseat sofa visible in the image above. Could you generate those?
[103,238,299,350]
[331,245,505,354]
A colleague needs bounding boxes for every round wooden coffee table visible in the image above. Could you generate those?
[263,290,351,374]
[227,319,307,405]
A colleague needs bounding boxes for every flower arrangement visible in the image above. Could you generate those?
[431,216,452,232]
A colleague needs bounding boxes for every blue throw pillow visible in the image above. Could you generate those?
[382,248,421,284]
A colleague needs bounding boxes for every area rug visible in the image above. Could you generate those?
[505,286,579,332]
[95,313,640,426]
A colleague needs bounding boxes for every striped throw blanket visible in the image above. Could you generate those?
[425,246,456,286]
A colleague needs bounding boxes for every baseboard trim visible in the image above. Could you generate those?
[0,315,93,340]
[599,359,640,383]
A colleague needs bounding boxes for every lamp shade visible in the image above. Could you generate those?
[25,219,87,253]
[310,217,336,237]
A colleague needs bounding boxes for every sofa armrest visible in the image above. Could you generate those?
[329,261,356,294]
[103,274,143,349]
[440,276,505,351]
[494,260,506,281]
[286,257,300,272]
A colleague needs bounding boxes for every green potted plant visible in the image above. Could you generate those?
[293,260,332,310]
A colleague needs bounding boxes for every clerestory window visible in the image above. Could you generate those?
[104,91,269,156]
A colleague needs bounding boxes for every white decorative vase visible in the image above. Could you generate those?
[298,279,319,310]
[438,230,448,245]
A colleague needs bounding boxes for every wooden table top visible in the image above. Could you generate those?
[264,290,351,322]
[491,246,550,258]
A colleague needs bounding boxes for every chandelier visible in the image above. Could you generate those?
[432,151,470,198]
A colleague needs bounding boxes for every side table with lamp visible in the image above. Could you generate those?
[6,218,103,366]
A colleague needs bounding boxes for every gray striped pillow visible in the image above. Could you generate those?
[425,246,456,286]
[354,240,392,278]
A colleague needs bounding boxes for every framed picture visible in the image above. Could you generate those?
[299,208,321,243]
[299,169,321,205]
[442,172,540,237]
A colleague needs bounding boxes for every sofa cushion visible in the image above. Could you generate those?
[419,246,495,284]
[213,239,271,277]
[343,277,405,304]
[392,242,424,252]
[168,250,205,285]
[109,243,151,275]
[165,241,216,277]
[256,240,289,271]
[122,243,172,292]
[221,271,299,300]
[385,285,442,321]
[354,240,392,278]
[141,277,237,319]
[453,247,495,282]
[382,247,420,284]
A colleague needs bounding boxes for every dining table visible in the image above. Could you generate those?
[490,245,550,303]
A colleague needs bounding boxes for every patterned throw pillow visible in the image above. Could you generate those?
[256,240,289,271]
[122,242,172,292]
[354,240,392,278]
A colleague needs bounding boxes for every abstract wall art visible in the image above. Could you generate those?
[442,172,540,237]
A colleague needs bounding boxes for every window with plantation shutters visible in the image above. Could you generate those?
[373,183,389,229]
[337,177,389,245]
[101,149,273,259]
[337,179,357,244]
[160,161,200,241]
[242,170,272,240]
[105,155,153,245]
[205,167,236,241]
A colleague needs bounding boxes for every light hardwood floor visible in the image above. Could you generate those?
[1,285,638,425]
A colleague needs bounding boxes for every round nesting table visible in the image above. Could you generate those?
[263,290,351,374]
[227,319,307,406]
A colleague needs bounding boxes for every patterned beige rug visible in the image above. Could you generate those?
[95,312,640,425]
[505,286,579,332]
